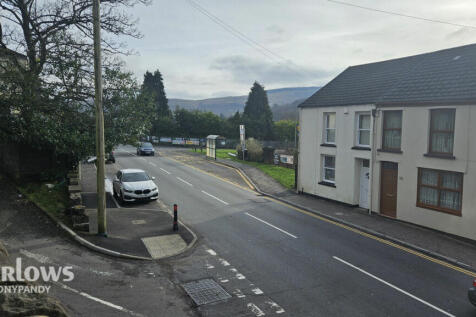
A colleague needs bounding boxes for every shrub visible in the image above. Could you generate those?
[237,138,263,162]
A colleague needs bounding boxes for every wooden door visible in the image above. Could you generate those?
[380,162,398,218]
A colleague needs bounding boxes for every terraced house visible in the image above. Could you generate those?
[298,43,476,240]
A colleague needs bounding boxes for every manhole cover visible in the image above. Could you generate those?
[182,278,231,306]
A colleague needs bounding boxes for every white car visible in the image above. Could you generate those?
[112,169,158,202]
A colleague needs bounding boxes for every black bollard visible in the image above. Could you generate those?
[173,204,178,231]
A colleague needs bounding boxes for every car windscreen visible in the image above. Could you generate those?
[122,172,149,182]
[141,143,153,149]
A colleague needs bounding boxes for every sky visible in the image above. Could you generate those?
[120,0,476,99]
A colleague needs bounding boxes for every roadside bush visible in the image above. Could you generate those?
[236,138,263,162]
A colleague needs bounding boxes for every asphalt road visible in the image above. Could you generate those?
[113,145,476,317]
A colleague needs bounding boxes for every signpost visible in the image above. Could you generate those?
[239,124,245,161]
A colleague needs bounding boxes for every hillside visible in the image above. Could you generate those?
[169,86,319,117]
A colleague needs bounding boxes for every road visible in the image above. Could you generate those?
[113,145,476,317]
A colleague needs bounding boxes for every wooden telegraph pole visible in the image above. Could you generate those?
[93,0,107,236]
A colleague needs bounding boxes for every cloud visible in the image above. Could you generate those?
[210,55,331,86]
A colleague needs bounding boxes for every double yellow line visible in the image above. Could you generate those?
[164,153,476,278]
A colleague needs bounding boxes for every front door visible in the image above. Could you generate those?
[380,162,398,218]
[359,159,370,209]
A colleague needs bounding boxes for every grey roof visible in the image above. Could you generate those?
[206,135,224,139]
[299,43,476,108]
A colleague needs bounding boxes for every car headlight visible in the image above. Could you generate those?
[151,187,158,191]
[123,188,133,193]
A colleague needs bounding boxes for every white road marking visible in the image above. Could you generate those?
[206,264,215,269]
[149,162,157,167]
[159,168,171,175]
[265,300,285,314]
[219,258,230,266]
[57,282,144,317]
[177,177,193,186]
[245,212,298,239]
[247,303,265,316]
[230,268,238,273]
[206,249,217,256]
[236,273,246,280]
[20,249,50,264]
[251,288,264,295]
[201,190,229,205]
[233,289,246,298]
[333,256,455,317]
[220,279,229,283]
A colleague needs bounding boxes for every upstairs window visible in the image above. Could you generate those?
[357,113,371,147]
[382,111,402,151]
[429,109,455,155]
[324,113,336,144]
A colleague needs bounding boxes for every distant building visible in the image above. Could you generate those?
[298,44,476,240]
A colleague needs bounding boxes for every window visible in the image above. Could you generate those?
[357,113,371,147]
[382,111,402,151]
[429,109,455,155]
[322,155,335,183]
[417,168,463,215]
[324,113,336,144]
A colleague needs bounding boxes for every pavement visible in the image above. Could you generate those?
[0,173,198,317]
[79,162,195,259]
[171,146,476,271]
[112,145,476,316]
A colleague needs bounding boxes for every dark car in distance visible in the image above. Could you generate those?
[137,142,155,156]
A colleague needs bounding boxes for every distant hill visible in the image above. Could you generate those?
[169,86,319,118]
[271,98,306,121]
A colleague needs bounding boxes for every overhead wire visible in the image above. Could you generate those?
[328,0,476,30]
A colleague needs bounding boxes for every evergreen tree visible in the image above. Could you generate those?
[141,70,171,136]
[243,82,274,140]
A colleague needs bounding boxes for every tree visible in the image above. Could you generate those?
[274,120,297,143]
[141,70,170,117]
[0,0,149,166]
[243,82,274,140]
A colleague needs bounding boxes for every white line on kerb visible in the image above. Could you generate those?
[333,256,455,317]
[160,168,171,175]
[201,190,229,205]
[177,177,193,186]
[149,162,157,167]
[57,282,144,317]
[245,212,297,239]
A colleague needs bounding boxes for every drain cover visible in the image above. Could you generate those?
[182,278,231,306]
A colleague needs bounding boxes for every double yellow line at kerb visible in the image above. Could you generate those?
[163,153,476,278]
[265,196,476,278]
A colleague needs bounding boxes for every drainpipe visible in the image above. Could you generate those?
[369,105,379,215]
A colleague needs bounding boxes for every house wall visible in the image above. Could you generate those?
[371,105,476,240]
[298,104,374,205]
[299,104,476,240]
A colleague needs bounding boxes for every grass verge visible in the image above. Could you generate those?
[17,179,69,222]
[190,148,295,189]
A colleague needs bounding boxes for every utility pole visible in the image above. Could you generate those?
[93,0,107,236]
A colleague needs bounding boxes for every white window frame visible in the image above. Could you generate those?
[322,155,336,184]
[356,112,371,147]
[323,112,336,144]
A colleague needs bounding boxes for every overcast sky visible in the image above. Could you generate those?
[121,0,476,99]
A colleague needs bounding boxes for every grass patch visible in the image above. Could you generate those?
[190,148,237,159]
[190,148,295,189]
[17,179,69,221]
